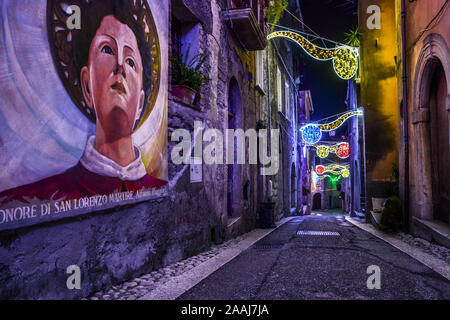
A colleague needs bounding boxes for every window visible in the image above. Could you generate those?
[171,16,182,58]
[285,81,290,118]
[255,50,265,94]
[277,67,282,113]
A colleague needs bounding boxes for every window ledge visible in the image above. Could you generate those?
[171,96,202,112]
[255,84,265,96]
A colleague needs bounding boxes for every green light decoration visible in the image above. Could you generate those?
[267,31,359,80]
[317,174,342,188]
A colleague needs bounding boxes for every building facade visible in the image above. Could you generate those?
[397,0,449,246]
[0,0,308,299]
[358,0,400,214]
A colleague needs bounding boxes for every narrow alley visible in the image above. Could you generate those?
[88,213,450,300]
[0,0,449,305]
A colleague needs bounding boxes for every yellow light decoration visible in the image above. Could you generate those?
[318,111,363,132]
[316,164,350,176]
[316,145,330,158]
[311,142,349,159]
[341,169,350,178]
[267,31,359,80]
[300,111,363,141]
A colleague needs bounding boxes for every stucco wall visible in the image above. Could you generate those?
[358,0,400,207]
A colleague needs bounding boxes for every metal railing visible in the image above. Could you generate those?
[226,0,266,33]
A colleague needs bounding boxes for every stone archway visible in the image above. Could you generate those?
[412,34,450,223]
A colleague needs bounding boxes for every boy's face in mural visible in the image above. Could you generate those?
[80,15,145,163]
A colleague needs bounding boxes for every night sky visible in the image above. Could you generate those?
[295,0,357,122]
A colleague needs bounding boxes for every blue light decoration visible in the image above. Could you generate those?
[300,110,363,144]
[301,124,322,144]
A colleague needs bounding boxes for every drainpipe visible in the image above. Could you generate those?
[266,40,272,201]
[401,0,410,232]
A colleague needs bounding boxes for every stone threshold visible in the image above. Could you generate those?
[346,216,450,281]
[139,216,296,300]
[412,216,450,248]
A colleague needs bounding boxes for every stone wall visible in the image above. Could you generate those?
[0,0,308,299]
[399,0,450,233]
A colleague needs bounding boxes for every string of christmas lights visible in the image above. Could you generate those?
[316,164,350,177]
[267,31,359,80]
[310,142,350,159]
[300,110,363,144]
[318,110,363,132]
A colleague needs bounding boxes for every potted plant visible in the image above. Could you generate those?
[171,46,210,105]
[256,119,267,131]
[379,196,402,232]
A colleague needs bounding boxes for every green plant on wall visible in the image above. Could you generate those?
[171,46,210,92]
[379,196,402,232]
[266,0,288,30]
[256,119,267,130]
[344,27,360,47]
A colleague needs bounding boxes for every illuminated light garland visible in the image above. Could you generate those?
[267,31,359,80]
[316,145,330,158]
[316,164,350,176]
[316,165,325,175]
[336,142,350,159]
[310,142,350,159]
[301,124,322,144]
[300,111,363,144]
[317,174,344,183]
[341,169,350,178]
[318,110,363,132]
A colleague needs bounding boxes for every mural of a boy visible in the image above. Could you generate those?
[0,0,167,206]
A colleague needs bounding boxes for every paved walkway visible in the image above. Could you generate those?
[87,217,293,300]
[177,215,450,299]
[88,214,450,300]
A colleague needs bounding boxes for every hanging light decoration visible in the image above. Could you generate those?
[316,145,330,158]
[311,142,350,159]
[336,142,350,159]
[267,31,359,80]
[341,169,350,178]
[301,124,322,144]
[318,110,363,132]
[316,165,325,175]
[316,164,350,176]
[300,110,362,144]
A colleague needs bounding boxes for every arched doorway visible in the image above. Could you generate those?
[227,77,243,218]
[312,193,321,210]
[412,34,450,224]
[429,62,449,223]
